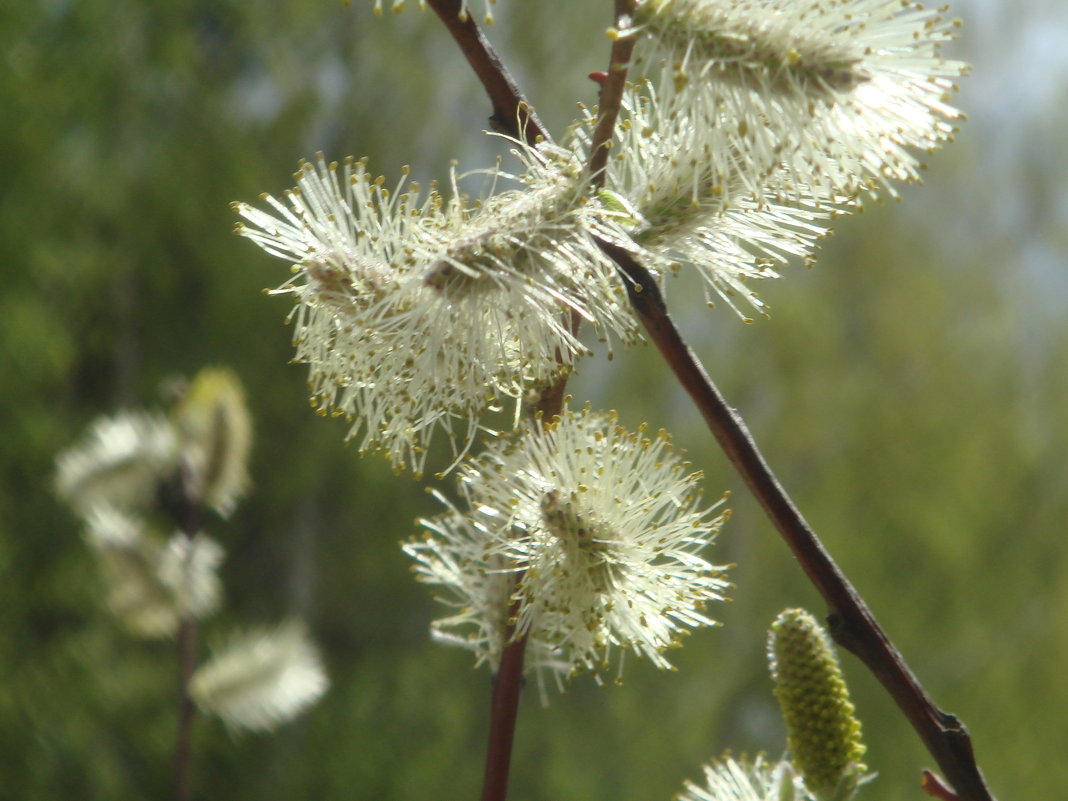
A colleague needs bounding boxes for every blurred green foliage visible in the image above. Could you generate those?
[2,1,1065,800]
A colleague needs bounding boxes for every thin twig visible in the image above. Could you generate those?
[478,382,572,801]
[422,4,996,801]
[480,590,527,801]
[425,0,549,141]
[586,3,637,186]
[174,614,198,801]
[171,463,204,801]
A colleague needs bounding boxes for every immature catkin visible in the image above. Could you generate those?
[768,608,866,797]
[172,367,252,518]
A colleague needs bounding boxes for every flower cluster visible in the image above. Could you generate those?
[570,76,845,318]
[567,0,967,318]
[236,0,965,727]
[191,621,328,733]
[235,143,636,476]
[55,369,327,733]
[404,406,730,693]
[80,504,223,638]
[239,0,965,464]
[680,756,814,801]
[625,0,967,197]
[55,410,178,517]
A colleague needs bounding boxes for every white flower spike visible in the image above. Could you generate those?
[681,756,814,801]
[190,621,328,733]
[626,0,967,198]
[236,143,635,476]
[405,406,730,690]
[81,508,224,638]
[572,78,844,318]
[55,411,178,516]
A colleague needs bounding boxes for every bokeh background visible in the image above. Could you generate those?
[2,1,1065,799]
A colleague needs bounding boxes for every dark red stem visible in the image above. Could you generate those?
[171,462,204,801]
[425,0,549,141]
[586,2,637,186]
[480,607,528,801]
[173,614,199,801]
[604,244,996,801]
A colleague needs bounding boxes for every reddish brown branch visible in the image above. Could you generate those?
[173,614,198,801]
[481,600,528,801]
[171,463,204,801]
[603,244,995,801]
[586,3,637,186]
[425,0,549,142]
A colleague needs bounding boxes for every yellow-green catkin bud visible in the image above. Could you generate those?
[768,608,867,801]
[172,367,253,518]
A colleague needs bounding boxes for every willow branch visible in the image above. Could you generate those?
[602,243,995,801]
[586,4,637,186]
[476,337,576,801]
[480,594,528,801]
[424,0,549,141]
[171,464,204,801]
[174,615,198,801]
[423,4,996,801]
